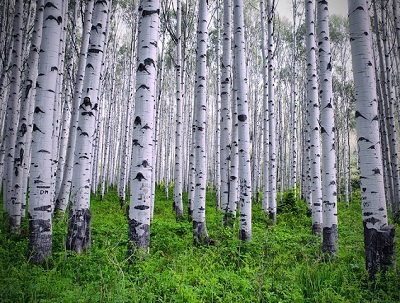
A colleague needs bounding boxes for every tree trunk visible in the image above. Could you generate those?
[128,0,160,255]
[234,0,252,241]
[306,0,323,235]
[3,0,23,229]
[67,0,110,253]
[267,0,277,222]
[55,0,94,213]
[28,0,63,263]
[173,0,184,220]
[317,0,338,256]
[348,0,395,278]
[220,0,232,224]
[192,0,210,245]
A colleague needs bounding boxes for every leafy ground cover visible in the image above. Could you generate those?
[1,187,399,302]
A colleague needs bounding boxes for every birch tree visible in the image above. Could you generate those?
[55,0,94,213]
[348,0,395,277]
[192,0,210,244]
[128,0,160,255]
[317,0,338,256]
[220,0,232,224]
[67,0,110,253]
[3,0,23,229]
[173,0,184,220]
[234,0,252,241]
[28,0,63,263]
[267,0,277,221]
[260,0,269,215]
[305,0,322,234]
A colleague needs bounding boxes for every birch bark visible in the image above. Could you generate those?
[306,0,323,235]
[67,0,110,253]
[28,0,63,263]
[128,0,160,254]
[234,0,252,241]
[348,0,395,277]
[192,0,210,244]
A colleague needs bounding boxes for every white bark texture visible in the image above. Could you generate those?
[267,0,277,221]
[221,0,232,225]
[317,0,338,255]
[214,2,221,210]
[5,0,24,232]
[192,0,210,244]
[260,0,269,214]
[379,2,400,222]
[55,0,93,213]
[28,0,63,263]
[3,0,23,225]
[16,0,44,220]
[173,0,184,220]
[348,0,394,276]
[290,0,298,191]
[67,0,110,253]
[128,0,160,254]
[234,0,252,241]
[306,0,323,234]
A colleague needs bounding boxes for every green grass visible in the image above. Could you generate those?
[0,187,399,302]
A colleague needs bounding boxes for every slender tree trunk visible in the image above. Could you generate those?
[260,0,269,215]
[3,0,23,227]
[221,0,232,225]
[55,0,94,213]
[306,0,323,235]
[290,0,298,193]
[28,0,63,263]
[192,0,210,244]
[173,0,184,220]
[67,0,110,253]
[348,0,395,278]
[267,0,277,221]
[317,0,338,256]
[214,0,221,210]
[234,0,252,241]
[128,0,160,255]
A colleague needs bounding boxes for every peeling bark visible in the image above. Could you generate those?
[322,224,338,257]
[128,219,150,254]
[363,224,395,278]
[66,208,92,253]
[28,217,52,263]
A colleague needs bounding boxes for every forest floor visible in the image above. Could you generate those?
[0,187,399,302]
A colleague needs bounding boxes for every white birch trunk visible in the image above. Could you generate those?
[379,1,400,222]
[3,0,23,226]
[221,0,232,224]
[306,0,323,234]
[55,0,94,212]
[348,0,395,277]
[290,0,298,192]
[28,0,63,263]
[267,0,277,221]
[173,0,184,219]
[67,0,110,253]
[128,0,160,254]
[214,1,221,210]
[260,0,269,215]
[4,0,25,232]
[192,0,210,244]
[234,0,252,241]
[228,68,239,224]
[317,0,338,255]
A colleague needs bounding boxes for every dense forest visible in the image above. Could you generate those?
[0,0,399,301]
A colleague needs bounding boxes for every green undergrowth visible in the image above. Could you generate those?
[0,188,399,302]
